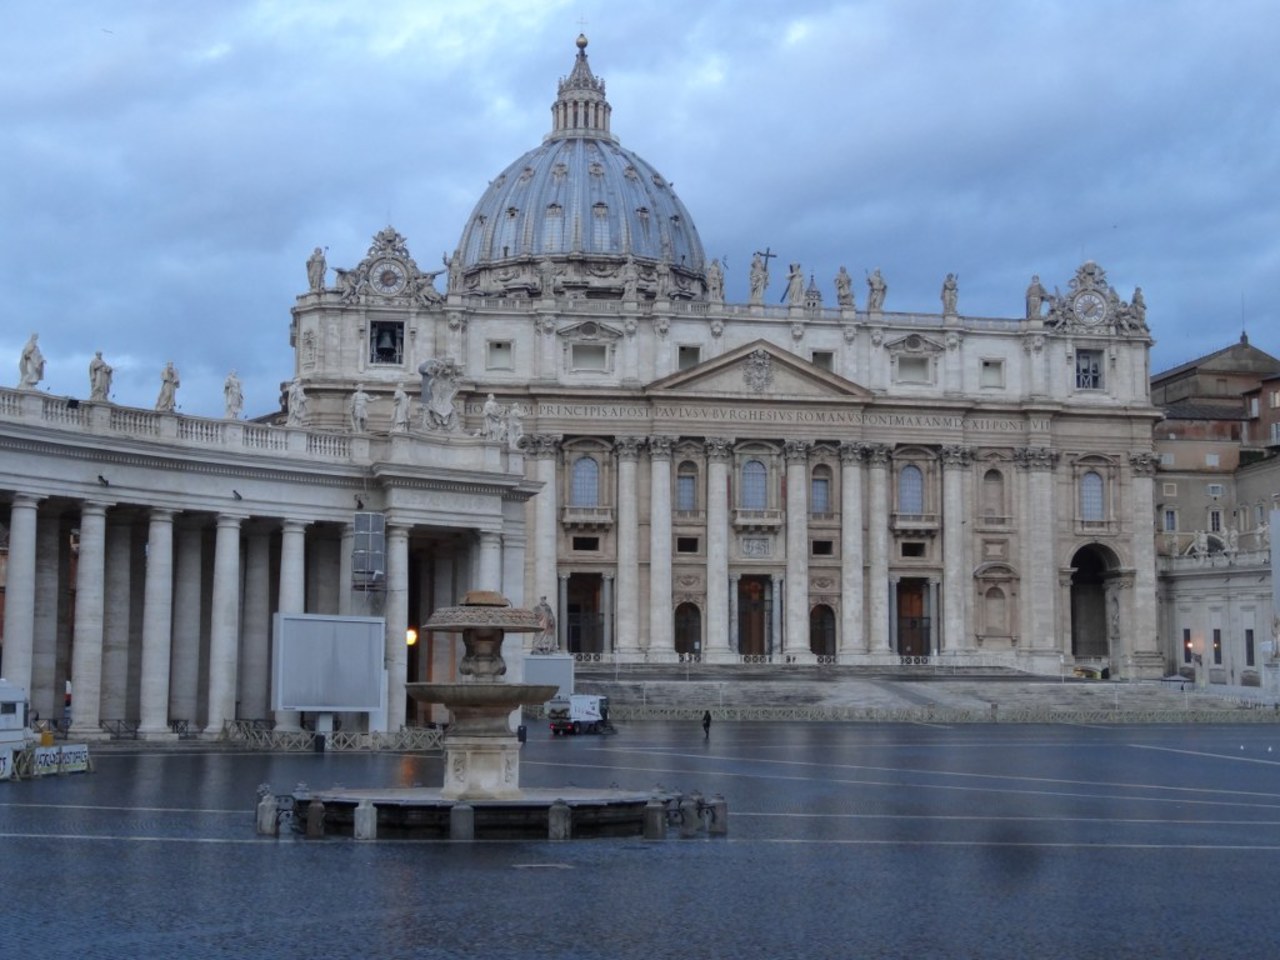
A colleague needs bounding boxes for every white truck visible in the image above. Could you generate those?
[0,679,32,781]
[546,694,612,736]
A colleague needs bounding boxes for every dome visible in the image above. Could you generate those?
[454,37,707,300]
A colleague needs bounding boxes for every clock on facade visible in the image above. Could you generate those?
[369,258,408,296]
[1071,290,1107,324]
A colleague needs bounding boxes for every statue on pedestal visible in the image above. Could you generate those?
[1025,275,1048,319]
[531,596,557,653]
[705,258,724,302]
[348,383,370,433]
[941,273,958,314]
[286,378,309,427]
[18,333,44,389]
[748,253,768,305]
[866,269,887,311]
[785,263,804,305]
[223,371,243,419]
[834,266,854,308]
[155,362,180,412]
[306,247,327,291]
[89,351,113,402]
[391,382,412,432]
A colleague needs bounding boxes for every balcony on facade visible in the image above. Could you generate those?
[673,509,706,525]
[561,505,615,529]
[891,512,939,533]
[733,508,783,531]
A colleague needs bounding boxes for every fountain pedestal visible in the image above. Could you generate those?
[407,591,552,801]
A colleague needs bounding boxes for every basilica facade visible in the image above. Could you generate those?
[0,37,1167,738]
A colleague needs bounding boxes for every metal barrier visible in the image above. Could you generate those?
[220,720,443,751]
[603,703,1280,724]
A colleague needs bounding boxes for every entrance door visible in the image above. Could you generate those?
[897,580,929,656]
[809,604,836,658]
[675,602,702,660]
[1070,547,1110,659]
[566,573,603,654]
[737,576,770,657]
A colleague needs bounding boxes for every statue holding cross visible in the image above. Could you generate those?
[749,247,774,305]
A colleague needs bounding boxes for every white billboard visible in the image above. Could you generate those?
[272,614,385,712]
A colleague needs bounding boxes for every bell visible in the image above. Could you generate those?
[375,329,396,352]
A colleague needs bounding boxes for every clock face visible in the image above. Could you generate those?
[1072,290,1107,324]
[370,259,407,296]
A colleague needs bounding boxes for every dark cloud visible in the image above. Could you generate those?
[2,0,1276,414]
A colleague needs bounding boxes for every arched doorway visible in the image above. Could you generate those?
[1070,545,1114,660]
[674,602,702,660]
[809,604,836,659]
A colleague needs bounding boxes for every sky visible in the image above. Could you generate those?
[3,0,1278,417]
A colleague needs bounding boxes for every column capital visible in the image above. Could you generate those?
[647,435,676,459]
[478,530,502,545]
[864,443,891,466]
[940,444,972,468]
[602,572,615,582]
[838,441,866,464]
[148,507,177,523]
[558,573,571,583]
[519,434,562,459]
[80,500,112,517]
[10,492,44,509]
[214,512,247,528]
[1128,451,1159,476]
[1015,446,1059,471]
[783,439,812,464]
[615,436,644,460]
[280,517,310,533]
[704,436,734,461]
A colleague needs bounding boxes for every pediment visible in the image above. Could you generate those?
[645,340,872,400]
[556,319,623,342]
[885,332,945,354]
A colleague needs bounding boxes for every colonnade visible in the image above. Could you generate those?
[0,497,509,738]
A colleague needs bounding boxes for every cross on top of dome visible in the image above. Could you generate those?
[552,34,611,139]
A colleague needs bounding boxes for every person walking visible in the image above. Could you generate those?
[702,710,712,740]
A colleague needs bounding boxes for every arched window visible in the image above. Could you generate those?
[676,460,698,512]
[982,469,1004,519]
[810,465,832,515]
[570,457,599,506]
[742,460,768,510]
[1080,471,1104,521]
[898,464,924,515]
[985,586,1007,634]
[592,202,610,249]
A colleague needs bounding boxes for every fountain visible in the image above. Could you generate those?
[264,591,694,841]
[407,590,556,800]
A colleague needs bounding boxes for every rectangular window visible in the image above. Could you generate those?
[812,540,834,557]
[1209,510,1222,533]
[980,358,1004,387]
[1272,422,1280,444]
[1213,628,1222,665]
[1075,349,1103,389]
[1162,482,1177,497]
[676,537,700,554]
[810,350,834,372]
[1246,628,1256,667]
[1271,390,1280,409]
[897,356,930,383]
[571,343,608,371]
[369,321,404,365]
[1160,453,1174,467]
[1250,397,1260,417]
[1183,627,1192,664]
[676,475,697,512]
[901,542,926,558]
[486,340,514,370]
[571,536,599,552]
[810,476,830,514]
[1205,453,1220,467]
[1207,483,1224,498]
[1163,509,1177,532]
[677,345,701,370]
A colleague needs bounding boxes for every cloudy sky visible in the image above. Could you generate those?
[4,0,1277,417]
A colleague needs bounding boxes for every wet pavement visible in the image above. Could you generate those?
[4,721,1280,959]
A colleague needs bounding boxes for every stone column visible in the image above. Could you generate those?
[557,574,570,650]
[1,494,41,698]
[601,573,614,654]
[138,509,176,738]
[647,436,675,656]
[929,578,940,655]
[941,445,970,653]
[338,523,354,615]
[238,528,272,721]
[1018,447,1059,653]
[204,513,243,737]
[614,437,643,655]
[100,515,133,720]
[784,440,813,662]
[527,435,561,630]
[770,573,784,659]
[704,438,733,661]
[32,510,60,721]
[169,519,203,725]
[866,444,891,652]
[1128,452,1162,677]
[274,519,309,732]
[477,530,503,591]
[68,502,109,739]
[429,550,457,724]
[502,532,527,607]
[728,573,741,655]
[838,443,866,656]
[889,575,900,651]
[384,524,410,731]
